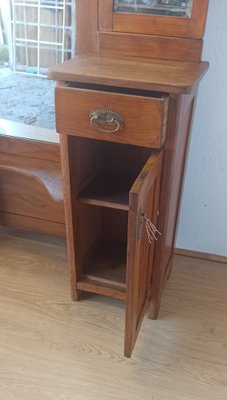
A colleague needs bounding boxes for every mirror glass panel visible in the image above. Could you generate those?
[114,0,193,18]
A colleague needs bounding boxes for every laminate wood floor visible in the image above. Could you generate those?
[0,230,227,400]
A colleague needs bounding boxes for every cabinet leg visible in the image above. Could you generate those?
[71,287,81,301]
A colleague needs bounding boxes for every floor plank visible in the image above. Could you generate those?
[0,230,227,400]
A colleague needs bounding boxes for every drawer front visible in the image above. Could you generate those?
[55,87,168,148]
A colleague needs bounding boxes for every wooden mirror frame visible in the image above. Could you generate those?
[99,0,209,39]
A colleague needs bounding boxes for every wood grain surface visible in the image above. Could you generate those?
[0,230,226,399]
[0,118,59,143]
[55,86,168,148]
[0,134,65,237]
[48,55,209,94]
[99,32,203,62]
[112,0,209,39]
[76,0,98,55]
[175,248,227,265]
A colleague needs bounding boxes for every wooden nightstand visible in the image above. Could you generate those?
[49,0,209,357]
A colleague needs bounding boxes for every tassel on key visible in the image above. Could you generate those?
[143,214,161,244]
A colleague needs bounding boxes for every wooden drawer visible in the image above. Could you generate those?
[55,86,168,148]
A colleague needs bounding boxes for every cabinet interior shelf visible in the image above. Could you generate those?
[79,171,134,211]
[77,241,127,300]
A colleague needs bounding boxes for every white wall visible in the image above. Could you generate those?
[176,0,227,257]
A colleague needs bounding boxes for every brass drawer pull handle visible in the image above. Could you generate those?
[90,109,123,134]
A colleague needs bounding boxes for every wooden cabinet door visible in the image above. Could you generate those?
[99,0,209,39]
[125,150,163,357]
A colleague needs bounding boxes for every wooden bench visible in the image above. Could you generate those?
[0,119,65,237]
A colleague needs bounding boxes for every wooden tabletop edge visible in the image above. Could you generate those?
[48,57,210,94]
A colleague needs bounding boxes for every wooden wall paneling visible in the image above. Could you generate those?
[76,0,99,55]
[149,92,197,319]
[113,0,209,39]
[99,32,203,62]
[98,0,113,31]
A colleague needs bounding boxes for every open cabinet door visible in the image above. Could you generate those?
[125,150,163,357]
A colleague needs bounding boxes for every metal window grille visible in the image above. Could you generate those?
[11,0,75,77]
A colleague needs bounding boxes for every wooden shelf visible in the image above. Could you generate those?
[77,279,126,301]
[77,241,127,300]
[79,172,134,211]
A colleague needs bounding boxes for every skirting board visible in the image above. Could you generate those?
[174,248,227,265]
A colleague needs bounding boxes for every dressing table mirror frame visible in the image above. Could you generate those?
[99,0,209,39]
